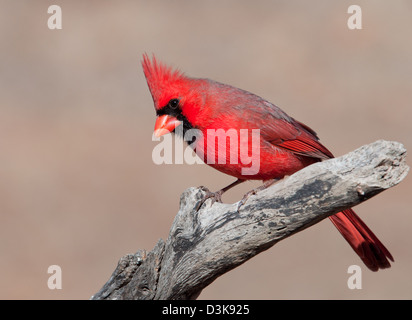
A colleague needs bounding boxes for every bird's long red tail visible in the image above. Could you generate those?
[329,209,393,271]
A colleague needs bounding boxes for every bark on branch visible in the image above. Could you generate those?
[91,140,408,300]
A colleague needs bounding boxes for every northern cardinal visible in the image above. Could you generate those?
[142,54,393,271]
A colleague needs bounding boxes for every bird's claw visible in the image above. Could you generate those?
[236,179,278,212]
[236,189,258,212]
[195,190,224,211]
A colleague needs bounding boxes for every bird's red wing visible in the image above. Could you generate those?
[275,135,334,160]
[261,117,334,160]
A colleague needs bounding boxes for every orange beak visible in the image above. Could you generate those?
[154,115,182,137]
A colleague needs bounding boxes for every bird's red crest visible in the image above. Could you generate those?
[142,54,187,110]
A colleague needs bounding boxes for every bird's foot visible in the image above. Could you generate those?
[195,189,224,211]
[237,179,278,211]
[236,189,259,212]
[194,179,246,211]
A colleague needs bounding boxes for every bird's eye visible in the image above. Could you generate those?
[168,99,179,109]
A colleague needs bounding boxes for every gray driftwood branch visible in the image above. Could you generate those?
[91,140,408,300]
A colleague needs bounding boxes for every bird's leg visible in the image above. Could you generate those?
[206,178,246,203]
[217,178,246,199]
[237,178,279,211]
[195,179,246,210]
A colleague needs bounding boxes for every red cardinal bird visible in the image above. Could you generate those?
[142,54,393,271]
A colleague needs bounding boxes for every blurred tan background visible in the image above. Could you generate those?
[0,0,411,299]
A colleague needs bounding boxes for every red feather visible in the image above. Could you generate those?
[330,209,393,271]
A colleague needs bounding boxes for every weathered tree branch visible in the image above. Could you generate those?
[91,140,408,300]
